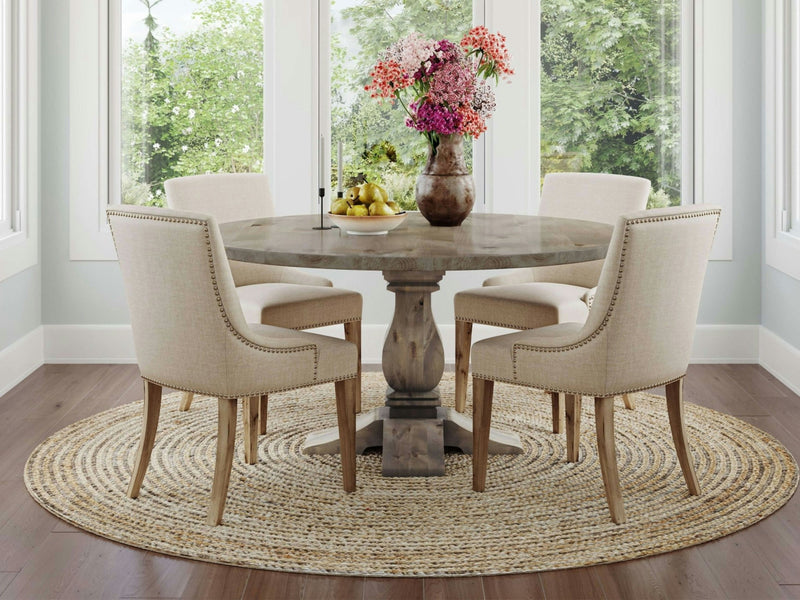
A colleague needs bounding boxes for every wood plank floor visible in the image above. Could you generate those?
[0,364,798,600]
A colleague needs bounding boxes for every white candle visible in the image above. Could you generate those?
[337,140,344,193]
[319,134,325,190]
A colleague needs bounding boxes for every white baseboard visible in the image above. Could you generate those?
[690,324,760,364]
[43,324,137,364]
[40,322,762,366]
[0,326,44,397]
[759,327,800,396]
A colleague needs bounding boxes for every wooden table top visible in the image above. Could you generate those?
[219,212,613,272]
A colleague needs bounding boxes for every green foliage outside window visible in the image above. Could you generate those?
[120,0,681,210]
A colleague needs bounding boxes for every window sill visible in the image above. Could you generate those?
[766,232,800,282]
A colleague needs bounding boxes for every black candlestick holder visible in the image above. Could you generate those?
[313,187,334,230]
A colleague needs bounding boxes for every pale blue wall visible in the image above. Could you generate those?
[32,0,766,334]
[0,267,41,350]
[763,268,800,349]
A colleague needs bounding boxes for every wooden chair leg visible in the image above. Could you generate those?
[595,396,625,524]
[455,320,473,413]
[551,392,564,433]
[128,380,162,498]
[242,396,259,465]
[259,394,269,435]
[665,378,701,495]
[179,392,194,411]
[565,394,581,462]
[207,397,238,526]
[622,394,635,410]
[344,321,362,414]
[335,378,357,493]
[472,377,495,492]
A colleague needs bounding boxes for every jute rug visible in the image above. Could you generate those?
[25,372,797,577]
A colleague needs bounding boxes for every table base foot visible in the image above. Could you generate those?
[301,406,523,477]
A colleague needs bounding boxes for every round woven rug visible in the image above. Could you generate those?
[25,372,797,577]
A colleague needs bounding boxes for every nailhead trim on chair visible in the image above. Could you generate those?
[107,209,322,380]
[141,372,359,401]
[472,208,720,397]
[290,318,361,330]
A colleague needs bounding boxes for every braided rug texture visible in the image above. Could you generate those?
[25,372,797,577]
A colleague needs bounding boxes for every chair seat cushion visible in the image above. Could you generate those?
[237,283,362,330]
[246,323,358,387]
[454,283,591,330]
[471,322,585,384]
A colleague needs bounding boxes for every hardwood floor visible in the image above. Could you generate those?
[0,364,798,599]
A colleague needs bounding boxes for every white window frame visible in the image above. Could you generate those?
[766,0,800,281]
[70,0,732,261]
[0,0,38,282]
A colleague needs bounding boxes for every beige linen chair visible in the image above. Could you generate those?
[454,172,651,426]
[107,205,358,526]
[470,205,720,524]
[164,173,363,416]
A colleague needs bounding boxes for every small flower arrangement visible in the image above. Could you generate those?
[365,27,513,150]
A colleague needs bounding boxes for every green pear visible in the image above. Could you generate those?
[330,199,348,215]
[347,204,368,216]
[386,201,401,213]
[369,201,395,216]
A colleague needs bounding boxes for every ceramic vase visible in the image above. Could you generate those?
[415,134,475,226]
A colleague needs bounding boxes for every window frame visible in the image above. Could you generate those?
[71,0,732,261]
[0,0,38,282]
[765,0,800,281]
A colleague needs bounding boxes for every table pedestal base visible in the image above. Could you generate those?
[302,395,523,477]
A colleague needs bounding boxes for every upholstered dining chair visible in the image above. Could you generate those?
[107,205,358,526]
[454,172,651,429]
[470,205,721,524]
[164,173,363,418]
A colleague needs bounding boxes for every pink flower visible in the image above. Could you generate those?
[365,60,410,99]
[428,59,476,107]
[460,26,514,78]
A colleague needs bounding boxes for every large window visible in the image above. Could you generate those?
[114,0,263,206]
[540,0,683,208]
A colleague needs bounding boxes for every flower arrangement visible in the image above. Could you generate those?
[365,27,513,150]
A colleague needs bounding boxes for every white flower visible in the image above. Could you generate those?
[237,70,245,78]
[186,91,193,99]
[152,142,161,150]
[215,138,222,146]
[164,98,170,105]
[172,106,180,115]
[231,105,240,114]
[181,145,188,152]
[188,109,196,119]
[242,144,250,153]
[228,75,235,82]
[204,142,209,149]
[155,189,163,197]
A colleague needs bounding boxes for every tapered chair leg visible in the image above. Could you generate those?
[622,394,635,410]
[335,378,357,493]
[565,394,582,462]
[128,380,163,498]
[179,392,194,411]
[665,378,701,495]
[551,392,564,433]
[595,396,625,524]
[207,398,238,526]
[472,377,495,491]
[259,394,269,435]
[242,396,259,465]
[344,321,362,414]
[455,320,474,413]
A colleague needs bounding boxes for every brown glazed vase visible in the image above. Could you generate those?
[415,134,475,226]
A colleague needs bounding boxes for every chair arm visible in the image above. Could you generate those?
[581,287,597,309]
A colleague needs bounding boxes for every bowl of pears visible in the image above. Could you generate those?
[328,182,407,235]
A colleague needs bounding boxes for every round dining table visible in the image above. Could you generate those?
[220,212,614,477]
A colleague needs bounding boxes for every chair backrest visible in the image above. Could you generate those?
[107,205,255,393]
[538,172,651,224]
[164,173,274,223]
[583,205,721,391]
[527,173,651,288]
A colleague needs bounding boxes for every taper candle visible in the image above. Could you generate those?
[319,134,325,191]
[337,140,344,193]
